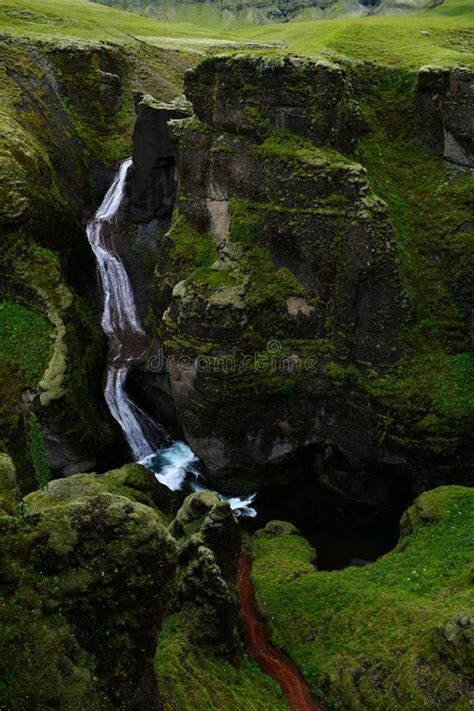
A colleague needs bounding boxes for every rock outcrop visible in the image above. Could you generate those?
[127,92,191,223]
[151,54,411,496]
[147,54,473,499]
[185,55,365,153]
[416,65,474,167]
[169,490,241,650]
[0,461,178,709]
[0,459,243,709]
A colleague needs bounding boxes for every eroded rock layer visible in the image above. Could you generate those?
[150,54,474,498]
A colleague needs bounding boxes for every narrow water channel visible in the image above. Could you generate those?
[237,549,324,711]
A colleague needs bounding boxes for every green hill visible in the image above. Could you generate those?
[0,0,472,69]
[89,0,439,28]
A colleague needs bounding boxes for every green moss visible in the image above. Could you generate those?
[1,459,177,709]
[155,610,289,711]
[228,199,307,307]
[168,211,237,290]
[0,302,52,387]
[349,65,474,452]
[249,486,474,710]
[254,129,353,168]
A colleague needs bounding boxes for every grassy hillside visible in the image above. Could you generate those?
[241,0,474,68]
[0,0,472,69]
[250,486,474,709]
[88,0,435,28]
[0,0,233,43]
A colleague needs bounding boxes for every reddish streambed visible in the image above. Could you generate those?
[237,549,324,711]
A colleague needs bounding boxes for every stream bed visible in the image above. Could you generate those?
[237,549,323,711]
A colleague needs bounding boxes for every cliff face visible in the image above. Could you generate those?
[416,65,474,168]
[92,0,436,25]
[0,36,194,490]
[149,54,473,500]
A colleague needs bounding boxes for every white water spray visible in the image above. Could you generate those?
[87,159,256,516]
[86,158,163,460]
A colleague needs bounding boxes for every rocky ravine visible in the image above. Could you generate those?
[0,36,195,492]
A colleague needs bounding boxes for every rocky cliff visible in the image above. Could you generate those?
[416,65,474,168]
[148,54,473,501]
[0,454,286,710]
[92,0,437,25]
[0,36,195,491]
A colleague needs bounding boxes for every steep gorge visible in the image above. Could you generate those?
[0,35,195,491]
[0,13,473,711]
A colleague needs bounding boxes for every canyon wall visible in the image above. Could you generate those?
[0,37,194,490]
[149,54,473,501]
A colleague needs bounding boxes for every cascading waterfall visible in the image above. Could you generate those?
[86,158,166,460]
[87,158,256,517]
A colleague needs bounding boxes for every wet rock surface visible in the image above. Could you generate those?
[416,65,474,167]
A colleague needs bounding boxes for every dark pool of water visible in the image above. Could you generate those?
[243,481,405,570]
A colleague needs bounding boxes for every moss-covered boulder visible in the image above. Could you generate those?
[0,461,177,709]
[169,490,241,650]
[249,485,474,710]
[154,490,289,710]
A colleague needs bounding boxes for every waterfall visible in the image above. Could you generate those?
[86,158,165,460]
[87,159,256,517]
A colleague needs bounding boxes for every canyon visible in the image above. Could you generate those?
[0,1,473,709]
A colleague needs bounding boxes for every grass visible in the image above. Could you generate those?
[0,0,234,44]
[240,0,474,69]
[250,485,474,710]
[0,302,52,387]
[155,610,290,711]
[0,0,472,70]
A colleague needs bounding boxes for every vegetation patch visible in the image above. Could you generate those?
[0,301,52,388]
[250,485,474,710]
[155,610,289,711]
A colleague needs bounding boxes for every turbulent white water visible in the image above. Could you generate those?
[86,158,161,460]
[87,159,256,517]
[141,442,257,517]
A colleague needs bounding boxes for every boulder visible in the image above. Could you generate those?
[1,461,177,709]
[170,491,241,650]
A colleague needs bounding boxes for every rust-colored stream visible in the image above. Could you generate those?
[237,549,324,711]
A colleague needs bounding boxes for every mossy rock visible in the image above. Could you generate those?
[1,460,178,709]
